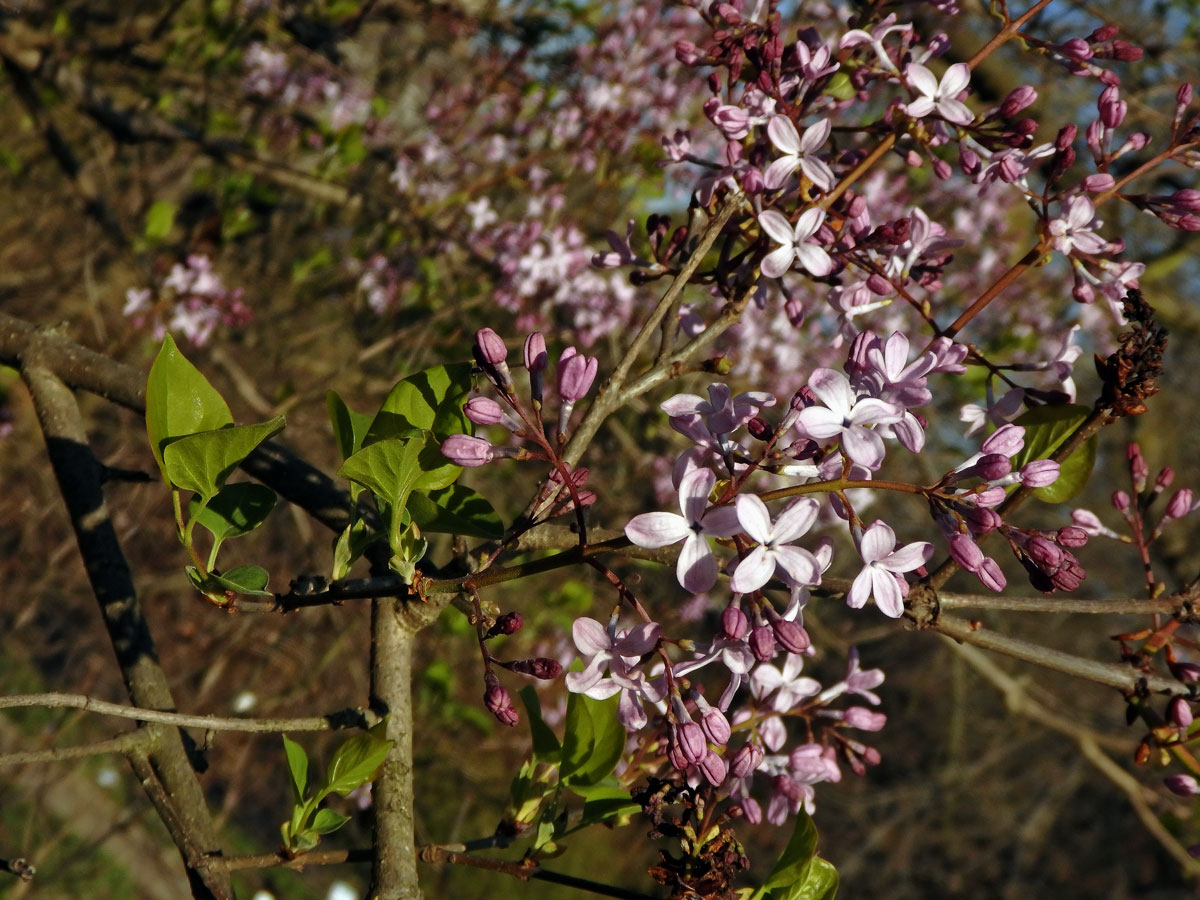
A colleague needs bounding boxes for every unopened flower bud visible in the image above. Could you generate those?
[524,332,548,373]
[1083,173,1116,192]
[1171,661,1200,683]
[1165,774,1200,797]
[1178,83,1193,108]
[474,329,511,386]
[949,533,984,572]
[486,611,523,638]
[700,707,732,745]
[464,396,506,426]
[484,675,519,727]
[978,557,1007,592]
[1169,696,1194,729]
[960,146,981,175]
[749,624,777,662]
[675,40,700,65]
[982,423,1024,458]
[844,707,887,731]
[675,721,707,765]
[747,416,773,441]
[557,347,598,402]
[773,619,811,654]
[1056,525,1089,548]
[699,749,728,786]
[976,452,1012,481]
[1089,24,1119,42]
[999,85,1037,117]
[1110,40,1143,62]
[964,506,1003,535]
[508,658,563,680]
[1060,37,1092,61]
[1167,489,1195,520]
[731,742,765,778]
[1113,490,1131,511]
[773,773,802,803]
[866,273,892,295]
[1055,123,1078,150]
[1128,443,1148,487]
[441,434,495,467]
[1026,536,1064,569]
[722,605,750,640]
[1020,459,1060,488]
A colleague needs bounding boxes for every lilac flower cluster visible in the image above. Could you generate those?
[124,255,251,347]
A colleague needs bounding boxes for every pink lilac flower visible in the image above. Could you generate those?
[1048,196,1109,255]
[564,617,664,731]
[795,368,903,470]
[758,209,834,278]
[728,496,823,593]
[846,521,934,617]
[624,467,741,593]
[904,63,973,125]
[764,116,835,191]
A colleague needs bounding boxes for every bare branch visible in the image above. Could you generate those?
[0,729,153,768]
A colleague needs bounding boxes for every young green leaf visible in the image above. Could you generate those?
[309,808,353,836]
[162,416,285,501]
[282,735,309,805]
[560,693,624,787]
[407,484,503,539]
[338,436,425,512]
[145,334,233,475]
[189,483,277,557]
[323,731,393,797]
[144,200,177,241]
[363,363,473,446]
[326,390,374,460]
[210,564,271,596]
[518,686,562,763]
[752,812,819,900]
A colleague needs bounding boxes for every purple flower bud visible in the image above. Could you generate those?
[1050,562,1084,592]
[675,40,700,65]
[556,347,598,402]
[1083,173,1116,192]
[1026,536,1064,570]
[1020,459,1060,488]
[1112,490,1131,511]
[982,424,1025,458]
[773,773,803,803]
[1055,124,1078,150]
[667,738,689,772]
[949,534,984,572]
[1090,24,1119,42]
[700,707,732,746]
[1169,696,1194,729]
[964,506,1003,535]
[464,396,506,426]
[1167,489,1195,520]
[974,487,1007,507]
[1172,661,1200,683]
[747,416,773,441]
[1128,442,1148,486]
[999,85,1037,117]
[441,434,495,467]
[749,624,777,662]
[699,749,728,786]
[675,721,708,765]
[1056,525,1089,548]
[844,707,887,731]
[866,273,892,295]
[508,658,563,680]
[933,159,952,181]
[978,557,1007,592]
[960,146,981,175]
[1165,774,1200,797]
[722,605,750,641]
[773,619,811,655]
[1060,37,1092,61]
[486,611,523,638]
[484,675,519,727]
[1072,281,1095,304]
[475,328,508,366]
[741,166,764,195]
[1178,83,1193,108]
[976,453,1013,481]
[1110,40,1143,62]
[731,743,764,779]
[524,332,548,373]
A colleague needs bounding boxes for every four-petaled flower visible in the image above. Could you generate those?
[565,617,665,731]
[1048,195,1109,256]
[625,467,741,593]
[847,521,933,617]
[759,209,834,279]
[795,368,902,470]
[903,62,973,126]
[729,495,822,593]
[764,116,835,192]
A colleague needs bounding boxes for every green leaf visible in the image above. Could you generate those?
[310,808,352,836]
[145,335,233,475]
[560,693,624,787]
[518,686,561,763]
[163,417,286,501]
[363,363,473,446]
[331,517,375,582]
[338,436,425,511]
[577,793,639,830]
[282,735,309,804]
[1010,404,1096,503]
[189,483,276,557]
[323,731,393,797]
[407,484,503,539]
[753,812,818,899]
[327,390,374,460]
[824,71,855,101]
[144,200,177,241]
[211,564,271,596]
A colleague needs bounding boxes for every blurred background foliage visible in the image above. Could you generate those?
[3,0,1200,897]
